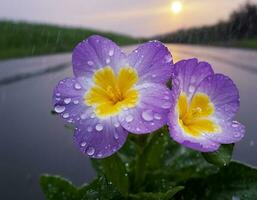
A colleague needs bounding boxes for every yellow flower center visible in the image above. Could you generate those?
[177,92,221,137]
[85,66,139,118]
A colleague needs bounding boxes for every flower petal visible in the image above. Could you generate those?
[195,74,240,120]
[205,120,245,144]
[128,40,173,84]
[168,110,220,152]
[119,83,172,134]
[74,117,128,158]
[173,58,214,99]
[72,35,126,77]
[53,77,89,123]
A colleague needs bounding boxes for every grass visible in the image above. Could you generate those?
[0,20,141,60]
[230,38,257,50]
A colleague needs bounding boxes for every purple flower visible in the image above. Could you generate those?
[53,35,173,158]
[168,58,245,152]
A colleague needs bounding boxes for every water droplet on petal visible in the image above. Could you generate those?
[56,93,61,97]
[142,110,154,121]
[114,132,119,139]
[232,121,239,128]
[161,102,171,109]
[73,100,79,104]
[108,49,114,56]
[80,142,87,147]
[189,85,195,93]
[87,61,94,66]
[54,105,65,113]
[90,113,95,119]
[154,113,162,120]
[96,124,104,131]
[64,98,71,104]
[106,58,111,64]
[74,83,82,90]
[164,96,169,100]
[80,113,87,119]
[152,74,156,78]
[125,115,134,123]
[86,147,95,156]
[63,113,69,119]
[113,122,120,128]
[164,54,172,63]
[136,127,141,132]
[87,126,93,132]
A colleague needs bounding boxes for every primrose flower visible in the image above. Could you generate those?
[53,35,173,158]
[168,58,245,152]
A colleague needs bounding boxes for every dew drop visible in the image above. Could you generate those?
[87,126,93,132]
[152,74,156,78]
[90,113,95,119]
[63,113,69,119]
[161,102,171,109]
[114,132,119,139]
[108,49,114,56]
[54,105,65,113]
[232,121,239,128]
[125,115,134,122]
[80,113,87,119]
[189,85,195,93]
[74,83,82,90]
[164,95,169,100]
[96,124,104,131]
[55,97,61,101]
[106,58,111,64]
[113,122,120,128]
[73,100,79,104]
[86,147,95,156]
[136,127,141,132]
[142,110,154,121]
[164,54,172,63]
[154,113,162,120]
[56,93,61,97]
[87,61,94,66]
[80,142,87,147]
[64,98,71,104]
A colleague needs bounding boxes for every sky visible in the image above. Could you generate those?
[0,0,256,37]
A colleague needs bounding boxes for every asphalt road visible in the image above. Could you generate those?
[0,44,257,199]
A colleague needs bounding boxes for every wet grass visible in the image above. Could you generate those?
[231,38,257,50]
[0,20,141,60]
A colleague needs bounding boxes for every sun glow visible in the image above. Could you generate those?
[170,1,183,14]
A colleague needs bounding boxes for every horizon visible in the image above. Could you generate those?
[0,0,257,37]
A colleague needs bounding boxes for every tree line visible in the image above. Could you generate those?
[157,3,257,44]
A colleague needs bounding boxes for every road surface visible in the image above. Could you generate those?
[0,44,257,199]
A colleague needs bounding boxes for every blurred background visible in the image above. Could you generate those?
[0,0,257,199]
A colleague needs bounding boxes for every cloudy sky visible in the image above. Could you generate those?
[0,0,256,37]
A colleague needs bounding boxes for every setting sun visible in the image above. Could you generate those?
[170,1,183,14]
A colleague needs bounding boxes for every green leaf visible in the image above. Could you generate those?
[78,176,122,200]
[40,174,78,200]
[176,161,257,200]
[91,154,129,195]
[161,139,219,182]
[202,144,234,167]
[40,174,122,200]
[129,186,184,200]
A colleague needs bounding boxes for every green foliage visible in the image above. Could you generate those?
[175,161,257,200]
[40,128,257,200]
[202,144,234,167]
[40,175,121,200]
[91,154,129,195]
[0,20,140,59]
